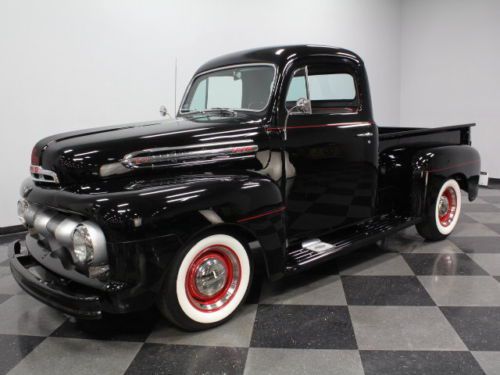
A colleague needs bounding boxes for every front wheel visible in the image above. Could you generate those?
[158,233,252,331]
[416,178,462,241]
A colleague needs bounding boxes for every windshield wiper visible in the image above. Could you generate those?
[182,108,237,117]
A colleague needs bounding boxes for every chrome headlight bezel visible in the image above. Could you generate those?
[72,224,95,265]
[16,199,108,272]
[17,199,29,225]
[17,199,37,227]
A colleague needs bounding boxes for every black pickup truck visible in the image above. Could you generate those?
[10,45,480,330]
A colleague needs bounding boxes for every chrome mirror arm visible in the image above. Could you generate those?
[283,98,312,141]
[283,65,312,140]
[159,105,172,118]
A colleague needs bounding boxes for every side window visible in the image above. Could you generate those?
[285,67,309,110]
[286,73,307,103]
[285,65,358,114]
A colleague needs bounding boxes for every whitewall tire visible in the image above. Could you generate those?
[416,178,462,241]
[158,233,252,330]
[434,179,462,235]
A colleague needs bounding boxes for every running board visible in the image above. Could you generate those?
[285,214,418,273]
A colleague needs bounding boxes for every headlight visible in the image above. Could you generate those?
[72,224,94,264]
[17,199,29,225]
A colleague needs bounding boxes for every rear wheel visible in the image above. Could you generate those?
[416,178,462,241]
[158,233,252,331]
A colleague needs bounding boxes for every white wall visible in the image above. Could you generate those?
[400,0,500,178]
[0,0,402,226]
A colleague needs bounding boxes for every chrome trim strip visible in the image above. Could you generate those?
[178,63,277,115]
[122,144,259,168]
[30,165,60,184]
[123,140,253,160]
[169,154,255,168]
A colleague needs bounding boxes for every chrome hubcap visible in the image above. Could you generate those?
[186,245,241,312]
[195,258,227,297]
[438,186,458,227]
[438,196,449,217]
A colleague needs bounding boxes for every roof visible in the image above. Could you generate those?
[195,44,363,74]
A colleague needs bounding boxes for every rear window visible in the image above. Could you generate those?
[308,73,356,101]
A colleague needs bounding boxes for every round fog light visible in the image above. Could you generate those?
[72,224,94,264]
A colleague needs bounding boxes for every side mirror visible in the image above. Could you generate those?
[290,97,312,115]
[159,105,170,118]
[283,98,312,141]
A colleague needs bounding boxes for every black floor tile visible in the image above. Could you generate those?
[441,306,500,351]
[360,350,485,375]
[51,309,160,342]
[307,257,340,275]
[463,203,500,212]
[342,276,435,306]
[0,294,12,304]
[402,253,488,275]
[250,305,357,349]
[451,237,500,253]
[125,344,247,375]
[495,276,500,283]
[336,245,392,272]
[0,334,45,374]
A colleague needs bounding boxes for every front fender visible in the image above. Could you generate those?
[21,173,287,279]
[22,174,281,237]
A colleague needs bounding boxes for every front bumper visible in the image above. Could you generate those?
[9,239,154,319]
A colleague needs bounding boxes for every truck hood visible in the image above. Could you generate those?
[34,116,268,186]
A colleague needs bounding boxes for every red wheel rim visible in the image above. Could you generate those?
[185,244,241,312]
[438,186,458,227]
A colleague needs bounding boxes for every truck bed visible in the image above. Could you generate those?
[379,123,475,151]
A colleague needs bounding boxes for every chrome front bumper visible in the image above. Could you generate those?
[9,240,104,319]
[9,238,155,318]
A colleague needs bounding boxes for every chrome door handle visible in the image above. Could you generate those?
[356,132,373,137]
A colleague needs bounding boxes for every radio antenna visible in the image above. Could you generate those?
[174,57,178,117]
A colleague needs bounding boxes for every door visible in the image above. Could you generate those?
[281,57,378,244]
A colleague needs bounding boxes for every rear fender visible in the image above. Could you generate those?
[411,145,480,215]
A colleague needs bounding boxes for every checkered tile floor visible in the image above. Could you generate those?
[1,188,500,374]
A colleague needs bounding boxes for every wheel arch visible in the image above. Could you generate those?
[187,222,271,277]
[410,145,481,216]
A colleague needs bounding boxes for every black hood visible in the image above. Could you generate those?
[35,115,268,186]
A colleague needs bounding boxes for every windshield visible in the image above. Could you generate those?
[180,64,276,114]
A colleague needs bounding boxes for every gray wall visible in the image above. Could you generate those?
[0,0,402,226]
[400,0,500,179]
[2,0,499,228]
